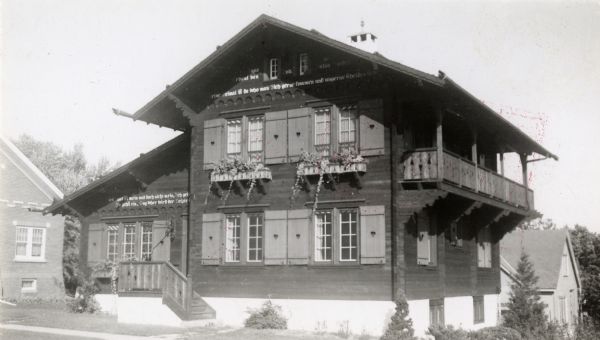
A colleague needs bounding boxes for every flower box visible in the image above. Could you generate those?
[211,168,272,183]
[300,162,367,176]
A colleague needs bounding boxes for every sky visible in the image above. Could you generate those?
[2,0,599,230]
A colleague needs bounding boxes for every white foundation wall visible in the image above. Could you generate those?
[117,296,182,327]
[203,297,396,336]
[95,294,117,315]
[408,299,430,337]
[443,294,499,331]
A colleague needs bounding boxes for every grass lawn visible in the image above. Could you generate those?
[0,302,376,340]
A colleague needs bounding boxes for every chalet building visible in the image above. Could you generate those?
[0,135,65,300]
[46,15,557,335]
[500,229,581,329]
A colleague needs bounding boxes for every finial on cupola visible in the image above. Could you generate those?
[349,19,378,53]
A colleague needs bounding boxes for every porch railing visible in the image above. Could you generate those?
[402,148,532,209]
[118,261,193,319]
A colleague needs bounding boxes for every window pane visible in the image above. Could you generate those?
[107,226,119,262]
[123,223,136,260]
[314,109,331,154]
[270,58,279,79]
[248,116,263,153]
[31,244,41,257]
[141,222,153,261]
[340,210,358,261]
[16,227,28,256]
[315,211,332,261]
[226,215,241,262]
[247,214,263,262]
[16,243,27,256]
[227,120,242,155]
[339,108,357,144]
[299,53,309,75]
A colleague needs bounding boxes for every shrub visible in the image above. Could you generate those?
[67,276,99,313]
[337,320,351,338]
[244,300,288,330]
[427,325,469,340]
[381,293,416,340]
[469,326,522,340]
[573,317,600,340]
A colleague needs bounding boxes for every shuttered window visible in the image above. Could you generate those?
[107,226,119,262]
[247,214,263,262]
[314,107,331,157]
[339,106,357,148]
[140,222,153,261]
[123,223,136,260]
[227,119,242,155]
[225,215,241,262]
[314,211,332,262]
[340,209,358,261]
[477,227,492,268]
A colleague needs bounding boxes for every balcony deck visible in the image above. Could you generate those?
[401,148,533,210]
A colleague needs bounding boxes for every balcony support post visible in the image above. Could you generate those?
[435,107,444,181]
[471,127,479,193]
[499,153,505,176]
[520,153,530,208]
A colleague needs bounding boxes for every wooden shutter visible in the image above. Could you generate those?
[417,212,430,265]
[287,209,310,265]
[358,99,384,156]
[152,220,171,261]
[264,210,287,265]
[265,111,288,164]
[287,108,311,162]
[360,206,386,264]
[201,213,222,265]
[87,223,104,264]
[203,118,226,170]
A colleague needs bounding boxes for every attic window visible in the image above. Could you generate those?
[299,53,309,76]
[360,34,367,41]
[351,35,358,43]
[269,58,279,80]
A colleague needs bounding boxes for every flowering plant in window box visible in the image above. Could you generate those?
[210,157,271,201]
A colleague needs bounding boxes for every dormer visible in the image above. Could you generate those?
[349,21,377,53]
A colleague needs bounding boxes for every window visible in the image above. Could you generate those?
[15,226,46,260]
[473,296,485,324]
[477,227,492,268]
[450,222,463,247]
[561,251,569,277]
[299,53,309,75]
[559,296,567,324]
[123,223,136,260]
[107,224,119,262]
[269,58,279,79]
[248,116,264,161]
[338,105,357,149]
[429,299,445,326]
[21,279,37,293]
[340,210,358,261]
[226,215,241,262]
[140,222,153,261]
[314,211,332,262]
[416,212,437,266]
[314,107,331,157]
[227,119,242,155]
[247,214,263,262]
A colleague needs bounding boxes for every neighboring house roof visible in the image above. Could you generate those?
[0,135,64,202]
[124,14,557,160]
[500,229,581,291]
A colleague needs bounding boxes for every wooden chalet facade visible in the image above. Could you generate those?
[47,15,556,335]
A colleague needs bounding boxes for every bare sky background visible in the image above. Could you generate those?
[2,0,599,230]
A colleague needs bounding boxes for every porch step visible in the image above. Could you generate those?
[188,292,216,320]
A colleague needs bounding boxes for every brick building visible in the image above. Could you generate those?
[0,135,65,300]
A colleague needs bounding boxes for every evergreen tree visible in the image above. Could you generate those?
[381,293,415,340]
[503,251,549,338]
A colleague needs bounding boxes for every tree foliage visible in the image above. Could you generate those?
[13,134,119,295]
[570,225,600,325]
[503,251,549,338]
[381,293,415,340]
[519,218,557,231]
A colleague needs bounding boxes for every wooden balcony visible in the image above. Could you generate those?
[402,149,533,209]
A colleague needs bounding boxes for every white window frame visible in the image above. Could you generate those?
[314,211,333,262]
[314,107,331,157]
[123,222,136,260]
[247,214,263,262]
[225,214,241,262]
[247,116,264,154]
[269,58,279,79]
[339,209,358,262]
[299,53,309,75]
[106,225,119,262]
[227,119,242,156]
[140,222,153,261]
[14,225,47,262]
[338,106,357,146]
[21,278,37,293]
[477,227,492,268]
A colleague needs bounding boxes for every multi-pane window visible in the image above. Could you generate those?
[107,225,119,262]
[338,106,357,147]
[430,299,445,326]
[314,107,331,157]
[299,53,309,75]
[269,58,279,79]
[314,211,332,262]
[473,296,485,324]
[226,215,241,262]
[247,214,263,262]
[248,116,264,160]
[140,222,153,261]
[123,223,136,260]
[477,227,492,268]
[227,119,242,155]
[15,226,45,259]
[340,210,358,261]
[21,279,37,293]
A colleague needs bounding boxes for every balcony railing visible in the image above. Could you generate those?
[299,162,367,176]
[210,168,272,183]
[402,148,533,209]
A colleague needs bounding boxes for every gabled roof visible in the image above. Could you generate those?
[0,135,63,201]
[501,229,581,290]
[124,14,556,160]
